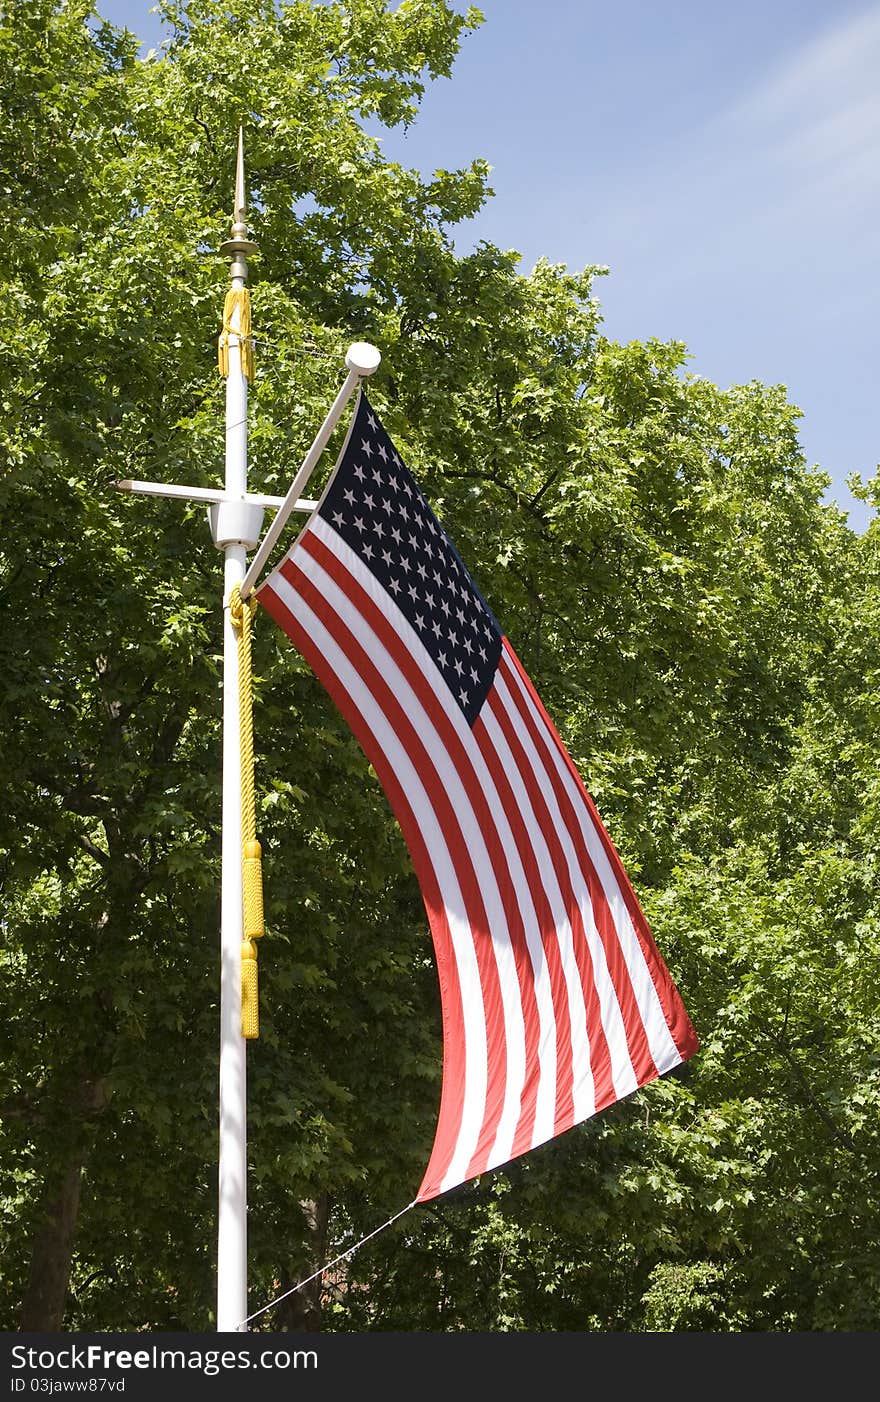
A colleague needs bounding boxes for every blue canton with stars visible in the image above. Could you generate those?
[317,392,502,726]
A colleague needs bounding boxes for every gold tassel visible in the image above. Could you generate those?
[243,838,264,941]
[218,288,255,382]
[230,584,264,1040]
[241,939,259,1041]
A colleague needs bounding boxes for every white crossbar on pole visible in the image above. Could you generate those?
[116,480,314,511]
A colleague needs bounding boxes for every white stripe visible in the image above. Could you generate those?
[267,566,490,1181]
[480,700,599,1125]
[493,670,640,1101]
[468,696,570,1154]
[501,653,682,1074]
[306,522,561,1167]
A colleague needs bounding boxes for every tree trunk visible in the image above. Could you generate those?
[275,1195,331,1332]
[19,1155,86,1331]
[18,1078,106,1331]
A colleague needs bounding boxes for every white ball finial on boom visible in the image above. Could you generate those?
[345,341,381,376]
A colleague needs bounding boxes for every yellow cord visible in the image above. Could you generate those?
[230,583,263,1039]
[218,288,255,383]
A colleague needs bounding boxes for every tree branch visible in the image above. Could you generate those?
[756,1017,858,1155]
[76,833,109,867]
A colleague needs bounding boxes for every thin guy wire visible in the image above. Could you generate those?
[236,1199,418,1331]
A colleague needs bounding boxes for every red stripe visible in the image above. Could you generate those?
[295,535,544,1181]
[472,710,576,1144]
[498,649,657,1086]
[275,546,513,1191]
[260,574,468,1202]
[502,643,698,1061]
[486,684,618,1115]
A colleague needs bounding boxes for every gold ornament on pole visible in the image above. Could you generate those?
[218,127,259,383]
[229,582,264,1041]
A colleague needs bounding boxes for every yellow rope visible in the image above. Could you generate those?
[218,288,255,383]
[230,583,263,1040]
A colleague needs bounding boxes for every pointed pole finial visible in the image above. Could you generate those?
[232,126,247,240]
[220,125,259,263]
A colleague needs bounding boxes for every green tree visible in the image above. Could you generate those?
[2,0,877,1335]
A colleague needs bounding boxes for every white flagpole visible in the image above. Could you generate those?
[112,132,381,1334]
[215,127,260,1333]
[212,138,379,1331]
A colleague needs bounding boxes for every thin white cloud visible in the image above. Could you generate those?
[734,5,880,122]
[575,3,880,285]
[723,4,880,210]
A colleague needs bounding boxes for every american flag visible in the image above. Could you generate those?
[258,390,699,1202]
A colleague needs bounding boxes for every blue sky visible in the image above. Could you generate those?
[99,0,880,531]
